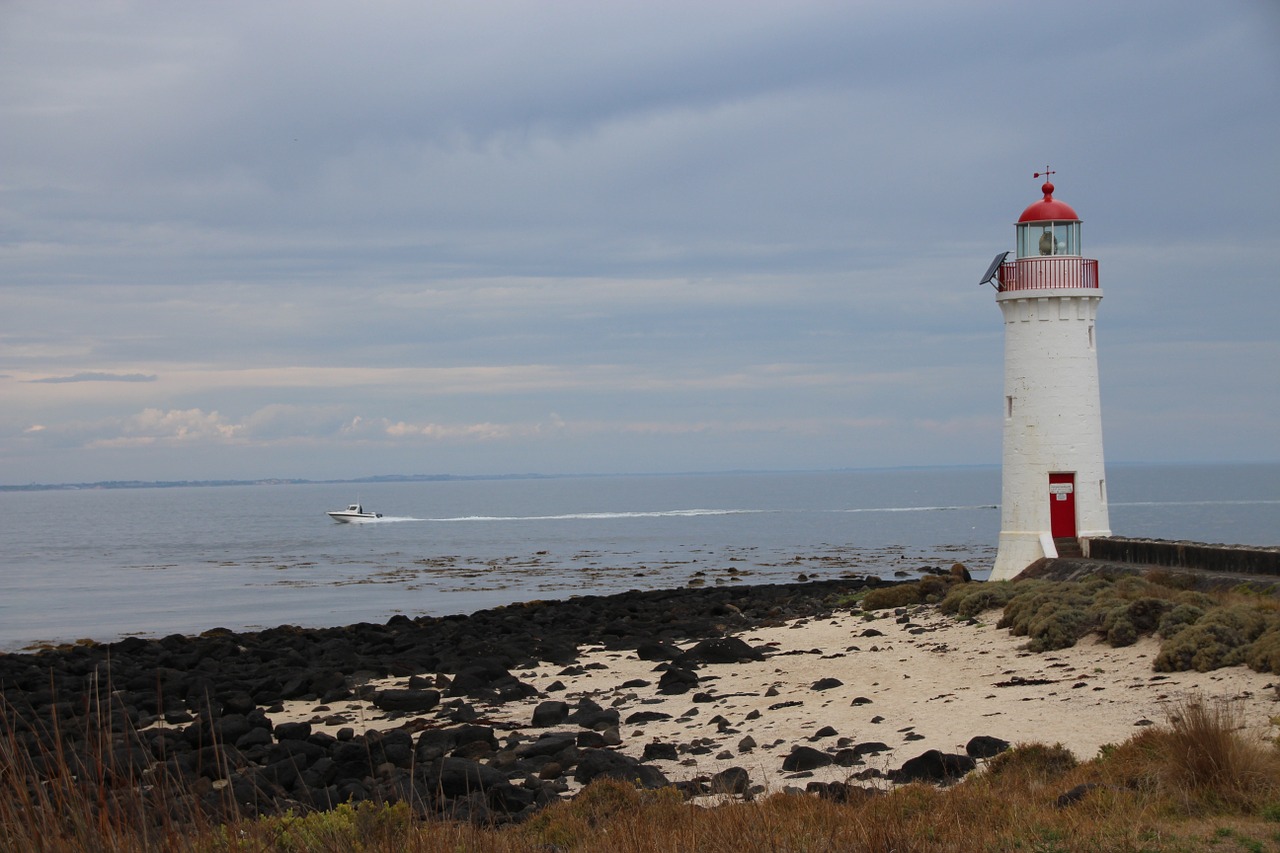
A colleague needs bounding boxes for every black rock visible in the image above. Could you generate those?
[806,780,876,803]
[416,724,498,761]
[710,766,751,795]
[636,641,681,661]
[811,677,843,691]
[658,667,700,695]
[574,749,669,789]
[676,637,765,665]
[891,749,976,783]
[373,688,441,713]
[531,700,570,727]
[516,733,578,760]
[274,721,312,742]
[420,756,510,797]
[568,698,620,729]
[576,730,607,748]
[642,742,678,761]
[965,735,1011,760]
[782,746,833,772]
[626,710,672,724]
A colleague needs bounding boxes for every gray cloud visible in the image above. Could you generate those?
[27,372,157,384]
[0,0,1276,483]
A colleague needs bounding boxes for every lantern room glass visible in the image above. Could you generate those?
[1017,221,1080,258]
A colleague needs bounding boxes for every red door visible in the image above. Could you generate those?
[1048,473,1077,538]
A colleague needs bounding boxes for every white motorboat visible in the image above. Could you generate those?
[327,503,383,523]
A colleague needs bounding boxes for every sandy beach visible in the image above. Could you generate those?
[273,603,1280,795]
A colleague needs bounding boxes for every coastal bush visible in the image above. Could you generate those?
[861,575,956,611]
[1151,603,1277,672]
[1245,628,1280,674]
[938,581,1021,619]
[982,743,1078,787]
[982,576,1280,665]
[1158,603,1207,640]
[997,580,1101,652]
[260,802,413,852]
[860,584,923,611]
[1103,616,1139,647]
[1155,623,1247,672]
[1094,597,1174,647]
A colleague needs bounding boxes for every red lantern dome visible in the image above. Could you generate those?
[1017,181,1079,223]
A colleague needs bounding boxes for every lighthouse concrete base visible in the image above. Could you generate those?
[991,531,1048,582]
[991,526,1112,582]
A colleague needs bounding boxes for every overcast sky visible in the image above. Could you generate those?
[2,1,1277,484]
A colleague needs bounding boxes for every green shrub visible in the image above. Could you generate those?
[1155,622,1249,672]
[984,743,1078,783]
[998,581,1100,652]
[939,582,1019,618]
[1105,617,1138,647]
[257,801,413,852]
[862,584,926,611]
[1095,597,1173,648]
[1245,627,1280,674]
[1158,603,1206,640]
[1026,605,1096,652]
[861,575,964,611]
[1174,589,1216,610]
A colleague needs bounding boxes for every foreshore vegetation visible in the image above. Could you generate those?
[860,570,1280,676]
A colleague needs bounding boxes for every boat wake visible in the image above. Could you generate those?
[425,508,764,522]
[839,504,998,514]
[358,504,999,524]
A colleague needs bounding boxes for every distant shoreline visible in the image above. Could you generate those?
[0,465,1004,493]
[6,460,1269,493]
[0,472,560,493]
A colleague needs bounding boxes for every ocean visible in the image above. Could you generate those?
[0,463,1276,651]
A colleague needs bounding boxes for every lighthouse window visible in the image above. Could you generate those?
[1016,221,1081,258]
[1055,223,1080,255]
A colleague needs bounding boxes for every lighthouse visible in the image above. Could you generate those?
[982,172,1111,581]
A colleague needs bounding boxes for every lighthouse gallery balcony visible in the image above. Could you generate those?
[998,256,1098,293]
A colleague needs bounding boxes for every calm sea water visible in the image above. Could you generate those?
[0,464,1275,651]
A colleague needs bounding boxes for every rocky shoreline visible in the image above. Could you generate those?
[2,575,918,823]
[7,570,1278,827]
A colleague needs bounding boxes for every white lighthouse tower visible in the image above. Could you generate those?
[983,171,1111,581]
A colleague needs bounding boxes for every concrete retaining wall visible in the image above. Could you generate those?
[1085,537,1280,576]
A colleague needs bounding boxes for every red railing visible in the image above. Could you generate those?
[998,257,1098,292]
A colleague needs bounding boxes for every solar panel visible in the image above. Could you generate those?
[979,251,1009,287]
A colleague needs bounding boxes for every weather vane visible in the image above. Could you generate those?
[1033,166,1056,181]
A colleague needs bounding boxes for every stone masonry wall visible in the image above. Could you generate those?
[1086,537,1280,576]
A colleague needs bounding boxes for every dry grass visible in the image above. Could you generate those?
[5,691,1280,852]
